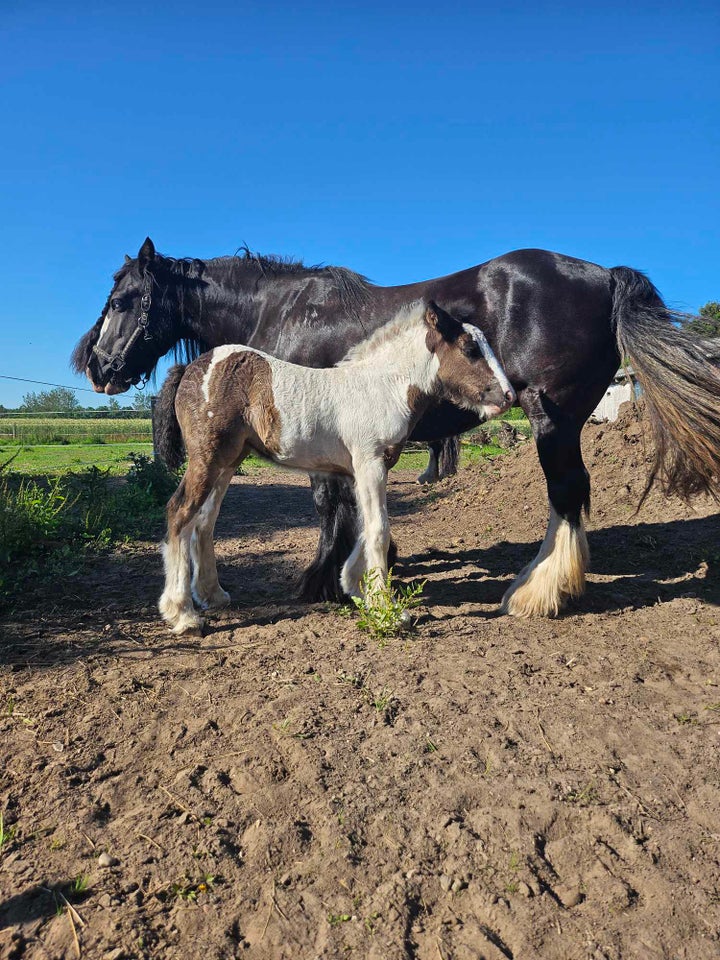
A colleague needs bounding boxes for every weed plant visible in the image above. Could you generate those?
[0,453,178,603]
[351,568,425,643]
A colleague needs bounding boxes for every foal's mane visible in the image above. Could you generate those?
[340,302,426,365]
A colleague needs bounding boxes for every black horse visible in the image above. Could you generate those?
[73,238,720,617]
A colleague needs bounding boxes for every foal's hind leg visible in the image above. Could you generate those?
[190,466,235,611]
[160,461,222,634]
[501,417,590,618]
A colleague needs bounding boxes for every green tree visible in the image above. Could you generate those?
[131,392,153,413]
[684,301,720,339]
[20,387,79,413]
[105,398,121,413]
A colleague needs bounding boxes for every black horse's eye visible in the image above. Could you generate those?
[111,298,123,311]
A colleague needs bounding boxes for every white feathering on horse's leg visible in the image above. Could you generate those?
[501,507,589,618]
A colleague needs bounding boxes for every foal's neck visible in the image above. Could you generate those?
[358,319,438,397]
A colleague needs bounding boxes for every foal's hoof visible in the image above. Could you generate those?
[170,611,206,636]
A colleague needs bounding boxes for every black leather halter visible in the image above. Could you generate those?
[92,272,154,377]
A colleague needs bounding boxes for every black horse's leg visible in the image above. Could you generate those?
[297,475,398,601]
[438,435,460,477]
[297,476,359,601]
[501,405,590,618]
[418,437,461,484]
[417,442,441,484]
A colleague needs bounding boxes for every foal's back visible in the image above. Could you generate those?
[176,344,373,475]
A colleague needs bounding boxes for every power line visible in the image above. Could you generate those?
[0,374,100,394]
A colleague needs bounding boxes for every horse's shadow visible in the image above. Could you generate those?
[2,513,718,667]
[0,881,90,932]
[406,514,720,614]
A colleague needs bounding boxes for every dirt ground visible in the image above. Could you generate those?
[2,404,720,960]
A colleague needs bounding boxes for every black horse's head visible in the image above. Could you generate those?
[72,238,205,395]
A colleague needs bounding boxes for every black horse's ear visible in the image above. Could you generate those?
[124,254,132,264]
[138,237,156,268]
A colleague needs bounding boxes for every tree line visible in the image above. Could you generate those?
[0,387,153,415]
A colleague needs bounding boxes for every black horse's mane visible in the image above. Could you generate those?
[72,247,371,377]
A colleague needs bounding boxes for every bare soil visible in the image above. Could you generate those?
[2,403,720,960]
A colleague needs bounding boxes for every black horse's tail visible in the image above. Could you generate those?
[154,364,187,470]
[611,266,720,504]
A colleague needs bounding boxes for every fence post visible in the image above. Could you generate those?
[150,395,159,461]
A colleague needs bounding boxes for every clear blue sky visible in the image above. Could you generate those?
[1,0,718,408]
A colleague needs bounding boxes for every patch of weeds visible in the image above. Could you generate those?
[49,834,66,851]
[351,568,425,644]
[364,911,381,932]
[704,702,720,713]
[675,712,698,726]
[508,851,521,872]
[0,453,180,605]
[564,782,599,806]
[66,873,91,901]
[505,880,519,894]
[165,874,217,902]
[0,813,18,853]
[327,912,352,927]
[424,735,439,754]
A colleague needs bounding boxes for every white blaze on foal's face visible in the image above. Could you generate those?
[424,304,515,419]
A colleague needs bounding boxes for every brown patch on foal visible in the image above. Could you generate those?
[179,350,282,464]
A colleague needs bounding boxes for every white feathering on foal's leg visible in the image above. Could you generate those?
[159,526,205,634]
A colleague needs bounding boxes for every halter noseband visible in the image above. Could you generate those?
[92,272,154,378]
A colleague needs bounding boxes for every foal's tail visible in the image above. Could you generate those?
[154,364,187,471]
[611,266,720,505]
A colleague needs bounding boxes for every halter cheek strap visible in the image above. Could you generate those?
[92,272,154,375]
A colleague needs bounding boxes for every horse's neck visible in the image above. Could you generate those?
[176,260,259,347]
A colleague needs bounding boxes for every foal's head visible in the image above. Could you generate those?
[425,302,516,419]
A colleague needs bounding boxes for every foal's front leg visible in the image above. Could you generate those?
[341,457,390,596]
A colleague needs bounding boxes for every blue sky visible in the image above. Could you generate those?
[1,0,718,407]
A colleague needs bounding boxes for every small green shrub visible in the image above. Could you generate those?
[0,453,179,604]
[351,568,426,644]
[126,453,178,504]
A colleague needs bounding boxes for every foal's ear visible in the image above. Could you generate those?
[425,301,441,329]
[138,237,156,268]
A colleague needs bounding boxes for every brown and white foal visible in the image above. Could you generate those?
[158,300,515,634]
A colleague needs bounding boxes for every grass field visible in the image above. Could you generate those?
[0,443,156,475]
[0,410,530,476]
[0,416,151,445]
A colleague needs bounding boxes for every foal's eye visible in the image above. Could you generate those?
[111,299,123,311]
[463,342,481,359]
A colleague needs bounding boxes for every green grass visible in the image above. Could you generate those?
[0,453,178,603]
[0,443,155,475]
[0,416,151,445]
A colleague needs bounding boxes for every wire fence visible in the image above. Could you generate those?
[0,414,152,445]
